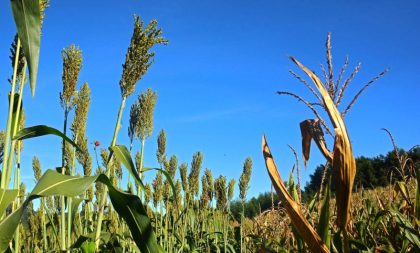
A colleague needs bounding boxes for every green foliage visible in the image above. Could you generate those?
[13,125,82,152]
[10,0,41,96]
[231,192,280,220]
[0,188,18,217]
[0,170,160,253]
[3,3,418,253]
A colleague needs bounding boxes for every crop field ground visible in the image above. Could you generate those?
[0,1,419,253]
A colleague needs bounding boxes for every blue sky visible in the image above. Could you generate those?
[1,0,419,199]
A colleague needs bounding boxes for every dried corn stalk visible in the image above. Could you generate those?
[290,56,356,231]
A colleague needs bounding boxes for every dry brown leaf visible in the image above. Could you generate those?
[262,135,330,253]
[300,119,332,166]
[332,128,356,229]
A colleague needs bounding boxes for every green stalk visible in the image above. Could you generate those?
[4,65,26,190]
[43,201,61,250]
[8,64,26,252]
[60,109,69,251]
[67,138,77,249]
[223,213,227,253]
[240,202,244,253]
[137,138,145,200]
[1,39,21,189]
[95,96,127,250]
[13,155,20,253]
[42,198,48,251]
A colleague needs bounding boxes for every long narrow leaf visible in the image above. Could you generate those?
[10,0,41,96]
[142,167,177,201]
[262,135,329,253]
[111,145,142,183]
[111,145,177,202]
[13,125,82,152]
[318,180,331,248]
[70,197,83,234]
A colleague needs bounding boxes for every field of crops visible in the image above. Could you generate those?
[0,1,419,253]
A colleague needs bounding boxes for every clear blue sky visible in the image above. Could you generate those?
[1,1,419,199]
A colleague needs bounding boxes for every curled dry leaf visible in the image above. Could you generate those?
[300,119,332,166]
[262,135,330,253]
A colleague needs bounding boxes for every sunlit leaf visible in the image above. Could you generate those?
[262,135,329,253]
[0,170,159,253]
[0,188,18,217]
[13,125,82,152]
[10,0,41,96]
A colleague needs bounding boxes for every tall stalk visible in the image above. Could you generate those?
[59,44,82,251]
[67,137,77,247]
[60,111,68,251]
[13,150,20,253]
[94,96,126,249]
[95,14,167,250]
[5,62,26,188]
[0,39,21,189]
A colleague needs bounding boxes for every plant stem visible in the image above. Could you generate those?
[67,137,77,249]
[60,108,69,251]
[1,39,21,189]
[136,138,145,200]
[4,65,26,192]
[13,154,20,253]
[95,96,126,250]
[42,198,48,251]
[240,202,244,253]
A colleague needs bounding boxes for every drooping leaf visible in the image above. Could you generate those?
[394,181,410,203]
[111,145,142,183]
[262,135,330,253]
[0,188,18,217]
[111,145,177,202]
[10,0,41,96]
[331,129,356,230]
[70,197,83,234]
[0,169,159,253]
[13,125,82,152]
[300,119,332,166]
[142,167,177,202]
